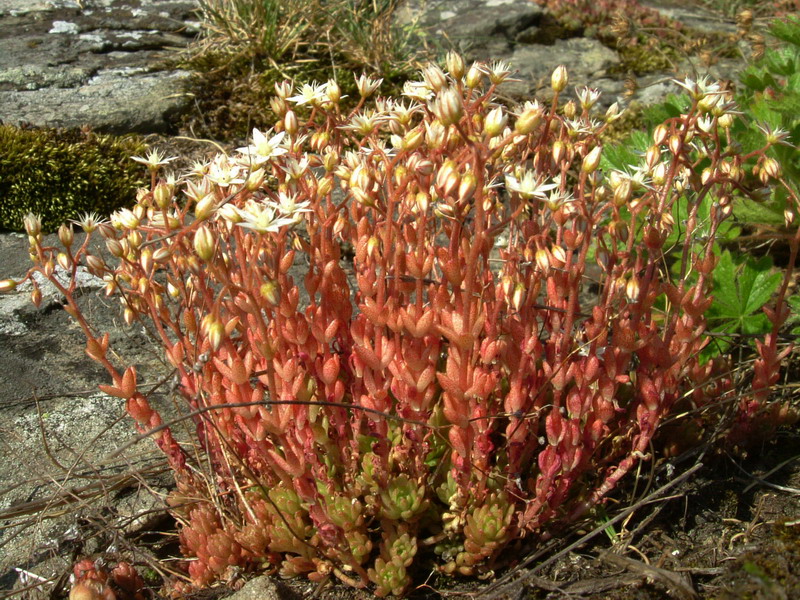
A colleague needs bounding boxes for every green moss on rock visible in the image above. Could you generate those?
[0,124,146,233]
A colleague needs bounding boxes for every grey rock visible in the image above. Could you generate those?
[0,65,93,91]
[0,0,198,132]
[641,0,738,35]
[0,69,193,133]
[503,38,621,100]
[221,576,301,600]
[398,0,544,58]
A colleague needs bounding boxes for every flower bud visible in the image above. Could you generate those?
[366,236,380,260]
[697,93,720,114]
[415,192,430,213]
[260,280,280,306]
[434,202,455,220]
[0,279,17,293]
[445,51,466,80]
[652,162,667,185]
[310,131,330,153]
[512,283,525,311]
[433,87,463,126]
[326,79,341,104]
[613,178,632,207]
[106,238,124,258]
[535,248,550,271]
[563,100,577,119]
[465,62,483,89]
[762,157,782,179]
[551,245,566,266]
[403,127,424,151]
[485,107,507,138]
[645,144,660,168]
[436,160,460,197]
[515,104,543,134]
[207,319,225,351]
[31,285,42,307]
[551,65,568,93]
[458,172,477,202]
[501,275,513,297]
[653,124,669,146]
[421,64,447,93]
[718,113,734,129]
[193,225,216,261]
[127,230,142,249]
[150,247,171,264]
[270,96,288,117]
[605,102,622,122]
[58,224,74,247]
[316,176,333,200]
[23,213,41,237]
[284,110,298,135]
[56,252,72,271]
[139,248,154,274]
[86,254,106,273]
[552,140,566,164]
[668,134,682,155]
[581,146,602,174]
[154,181,172,209]
[194,194,217,221]
[274,80,293,98]
[626,277,640,301]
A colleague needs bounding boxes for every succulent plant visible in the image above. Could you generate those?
[11,53,797,597]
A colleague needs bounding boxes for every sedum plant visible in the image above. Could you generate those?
[3,57,798,596]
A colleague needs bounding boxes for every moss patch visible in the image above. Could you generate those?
[0,124,145,233]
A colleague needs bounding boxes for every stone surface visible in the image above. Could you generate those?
[0,231,179,594]
[221,576,302,600]
[397,0,748,108]
[504,37,622,99]
[0,0,199,133]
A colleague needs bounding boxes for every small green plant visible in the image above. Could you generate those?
[0,124,145,233]
[642,16,800,228]
[705,251,783,356]
[785,295,800,336]
[602,16,800,360]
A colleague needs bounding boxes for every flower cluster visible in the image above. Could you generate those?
[4,56,797,596]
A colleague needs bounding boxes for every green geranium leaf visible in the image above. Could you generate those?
[740,256,782,315]
[769,15,800,47]
[786,295,800,336]
[709,251,781,328]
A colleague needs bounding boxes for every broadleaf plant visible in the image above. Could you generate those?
[704,250,782,356]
